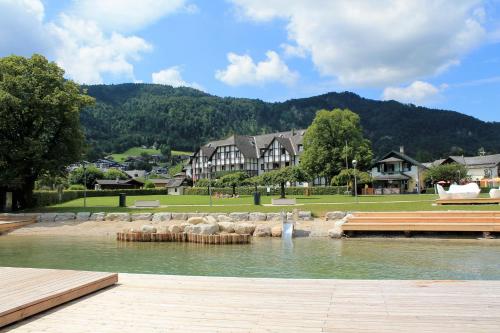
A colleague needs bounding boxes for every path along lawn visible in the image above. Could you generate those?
[35,194,500,216]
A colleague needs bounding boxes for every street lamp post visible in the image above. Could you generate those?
[82,161,87,208]
[207,161,213,207]
[457,170,461,184]
[352,159,358,203]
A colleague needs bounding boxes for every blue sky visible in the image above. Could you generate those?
[1,0,500,121]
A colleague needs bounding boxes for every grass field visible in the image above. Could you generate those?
[110,147,192,162]
[35,194,500,216]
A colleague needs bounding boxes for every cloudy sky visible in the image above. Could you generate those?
[1,0,499,121]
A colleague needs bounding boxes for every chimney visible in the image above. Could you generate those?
[399,146,405,154]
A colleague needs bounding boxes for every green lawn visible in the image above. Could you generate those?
[110,147,192,162]
[34,194,500,216]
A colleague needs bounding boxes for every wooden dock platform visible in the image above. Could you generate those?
[436,197,500,205]
[343,211,500,233]
[0,216,36,234]
[0,267,118,328]
[3,274,500,332]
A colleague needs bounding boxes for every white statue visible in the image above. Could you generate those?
[436,183,481,200]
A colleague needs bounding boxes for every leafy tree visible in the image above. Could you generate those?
[160,144,171,162]
[300,108,373,185]
[0,54,93,208]
[68,166,104,189]
[423,163,469,184]
[144,180,155,189]
[261,166,306,198]
[103,168,128,180]
[168,162,183,177]
[331,169,372,189]
[194,178,216,188]
[35,173,69,190]
[219,172,249,195]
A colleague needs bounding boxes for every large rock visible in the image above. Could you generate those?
[105,213,130,222]
[217,215,233,222]
[253,225,271,237]
[328,226,343,238]
[89,212,105,221]
[249,212,267,221]
[187,212,206,218]
[298,211,312,221]
[325,211,346,221]
[198,223,219,235]
[171,213,188,220]
[152,212,171,223]
[266,213,283,222]
[54,213,76,222]
[76,212,91,221]
[187,216,205,225]
[218,221,235,233]
[271,225,282,237]
[179,222,191,232]
[168,225,182,233]
[229,212,249,221]
[234,222,256,235]
[141,225,157,233]
[131,213,153,221]
[40,213,57,222]
[203,215,218,225]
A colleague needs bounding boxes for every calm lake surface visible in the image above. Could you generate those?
[1,235,499,280]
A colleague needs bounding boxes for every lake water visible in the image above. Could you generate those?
[1,236,499,280]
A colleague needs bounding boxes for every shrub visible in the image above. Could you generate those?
[68,184,86,190]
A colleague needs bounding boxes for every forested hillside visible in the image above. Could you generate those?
[81,83,500,161]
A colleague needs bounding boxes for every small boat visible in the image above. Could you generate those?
[436,183,481,200]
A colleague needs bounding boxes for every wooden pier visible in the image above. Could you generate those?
[4,274,500,332]
[116,231,251,244]
[0,267,118,328]
[0,216,36,234]
[436,197,500,205]
[343,211,500,233]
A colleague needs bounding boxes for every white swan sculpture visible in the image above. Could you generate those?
[490,188,500,199]
[436,183,481,200]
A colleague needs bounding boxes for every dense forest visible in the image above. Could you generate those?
[81,83,500,162]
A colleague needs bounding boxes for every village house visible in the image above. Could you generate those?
[370,147,427,194]
[190,129,325,185]
[426,153,500,184]
[94,178,144,190]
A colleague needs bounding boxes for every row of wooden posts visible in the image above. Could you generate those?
[116,232,251,244]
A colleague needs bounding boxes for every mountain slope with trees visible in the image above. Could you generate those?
[81,83,500,161]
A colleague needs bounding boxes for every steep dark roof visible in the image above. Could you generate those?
[376,151,426,169]
[96,179,144,186]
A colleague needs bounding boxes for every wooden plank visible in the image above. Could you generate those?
[3,274,500,332]
[0,267,118,328]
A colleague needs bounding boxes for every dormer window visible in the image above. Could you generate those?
[298,144,303,152]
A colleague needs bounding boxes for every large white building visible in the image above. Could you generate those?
[191,130,306,182]
[426,154,500,182]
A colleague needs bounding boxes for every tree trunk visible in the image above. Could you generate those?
[280,182,286,198]
[14,177,36,210]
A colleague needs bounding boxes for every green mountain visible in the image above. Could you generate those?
[81,83,500,161]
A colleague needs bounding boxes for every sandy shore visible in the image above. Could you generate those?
[8,218,336,237]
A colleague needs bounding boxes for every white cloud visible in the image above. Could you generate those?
[69,0,190,33]
[215,51,299,86]
[280,43,306,58]
[382,81,447,104]
[231,0,486,87]
[152,66,204,90]
[48,15,152,84]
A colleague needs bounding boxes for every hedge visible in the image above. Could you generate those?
[184,186,349,196]
[33,188,168,207]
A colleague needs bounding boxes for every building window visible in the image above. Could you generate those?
[298,144,303,152]
[281,148,286,155]
[240,163,243,169]
[273,163,279,169]
[260,164,264,170]
[222,166,225,171]
[285,162,290,167]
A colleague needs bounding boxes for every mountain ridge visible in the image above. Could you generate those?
[81,83,500,161]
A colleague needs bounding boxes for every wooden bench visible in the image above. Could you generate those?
[134,200,160,208]
[271,198,297,206]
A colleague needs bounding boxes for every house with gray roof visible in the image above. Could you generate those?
[191,129,308,182]
[370,147,427,194]
[428,154,500,182]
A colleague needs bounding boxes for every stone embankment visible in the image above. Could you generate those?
[4,211,350,238]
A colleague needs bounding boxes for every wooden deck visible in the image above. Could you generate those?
[343,211,500,233]
[0,216,36,234]
[0,267,118,328]
[3,274,500,332]
[436,197,500,205]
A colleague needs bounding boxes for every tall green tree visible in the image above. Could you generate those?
[103,168,128,180]
[423,163,469,184]
[0,54,94,208]
[300,108,372,184]
[261,166,306,198]
[68,166,104,189]
[219,171,249,195]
